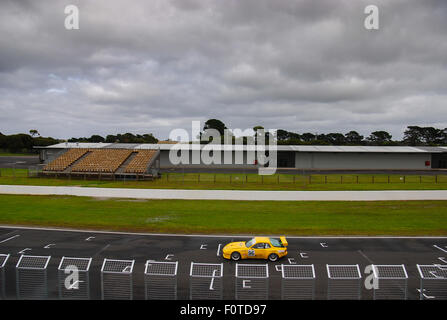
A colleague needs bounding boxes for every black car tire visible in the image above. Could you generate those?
[231,252,241,261]
[268,253,279,262]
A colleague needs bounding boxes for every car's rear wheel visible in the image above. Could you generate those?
[268,253,279,262]
[231,252,241,261]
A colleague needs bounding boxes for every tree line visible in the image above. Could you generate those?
[276,126,447,146]
[202,119,447,146]
[0,130,158,154]
[1,123,446,154]
[67,133,158,144]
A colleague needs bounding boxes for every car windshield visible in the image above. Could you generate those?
[245,238,256,247]
[269,238,284,247]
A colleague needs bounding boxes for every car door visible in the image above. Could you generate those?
[251,242,268,259]
[247,243,260,259]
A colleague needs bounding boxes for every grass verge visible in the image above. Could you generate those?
[0,194,446,236]
[1,168,447,191]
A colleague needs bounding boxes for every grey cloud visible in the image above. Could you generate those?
[0,0,446,140]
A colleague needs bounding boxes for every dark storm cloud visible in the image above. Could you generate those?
[0,0,446,139]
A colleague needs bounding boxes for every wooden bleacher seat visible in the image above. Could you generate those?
[43,148,89,171]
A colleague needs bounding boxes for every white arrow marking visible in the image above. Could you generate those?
[320,242,328,248]
[288,258,296,264]
[299,252,308,258]
[165,254,174,261]
[200,244,207,250]
[18,248,31,254]
[44,244,55,249]
[85,236,95,241]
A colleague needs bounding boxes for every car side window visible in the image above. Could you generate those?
[252,243,265,249]
[264,243,271,249]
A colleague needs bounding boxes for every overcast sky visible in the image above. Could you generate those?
[1,0,446,140]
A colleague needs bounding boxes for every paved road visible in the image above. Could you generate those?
[0,226,446,300]
[0,156,40,169]
[1,184,447,201]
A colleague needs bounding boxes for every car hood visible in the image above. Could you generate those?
[223,242,246,251]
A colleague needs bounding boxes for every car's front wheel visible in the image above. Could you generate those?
[231,252,241,261]
[268,253,279,262]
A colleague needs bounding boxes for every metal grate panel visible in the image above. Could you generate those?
[282,265,315,279]
[236,264,269,278]
[58,257,92,272]
[101,259,134,274]
[145,260,178,276]
[327,265,361,279]
[16,255,51,270]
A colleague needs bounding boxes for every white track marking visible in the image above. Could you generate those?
[2,185,447,201]
[93,244,110,257]
[216,244,222,256]
[438,257,447,264]
[0,225,446,239]
[358,250,373,263]
[44,243,55,249]
[299,252,308,258]
[165,254,174,261]
[200,244,207,250]
[209,269,218,291]
[433,245,447,253]
[85,236,95,241]
[288,258,296,264]
[0,234,20,243]
[320,242,328,248]
[18,248,31,254]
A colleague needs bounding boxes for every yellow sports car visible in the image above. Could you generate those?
[222,236,288,262]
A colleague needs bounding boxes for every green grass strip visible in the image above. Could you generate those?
[0,194,446,236]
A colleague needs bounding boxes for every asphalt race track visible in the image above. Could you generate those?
[0,226,446,300]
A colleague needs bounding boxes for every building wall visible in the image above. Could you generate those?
[40,148,66,163]
[159,150,258,168]
[41,148,434,170]
[295,152,431,170]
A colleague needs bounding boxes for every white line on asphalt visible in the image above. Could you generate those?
[0,234,20,243]
[433,245,447,253]
[358,250,373,264]
[0,225,446,239]
[217,244,222,256]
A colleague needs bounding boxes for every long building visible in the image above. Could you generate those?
[36,142,447,171]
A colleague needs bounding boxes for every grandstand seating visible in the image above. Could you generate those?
[71,149,133,173]
[43,148,89,171]
[124,150,157,173]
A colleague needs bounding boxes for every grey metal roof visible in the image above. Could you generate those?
[36,142,447,153]
[103,143,140,149]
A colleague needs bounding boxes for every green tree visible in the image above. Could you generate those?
[29,129,40,137]
[203,119,227,136]
[367,131,392,145]
[345,131,364,145]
